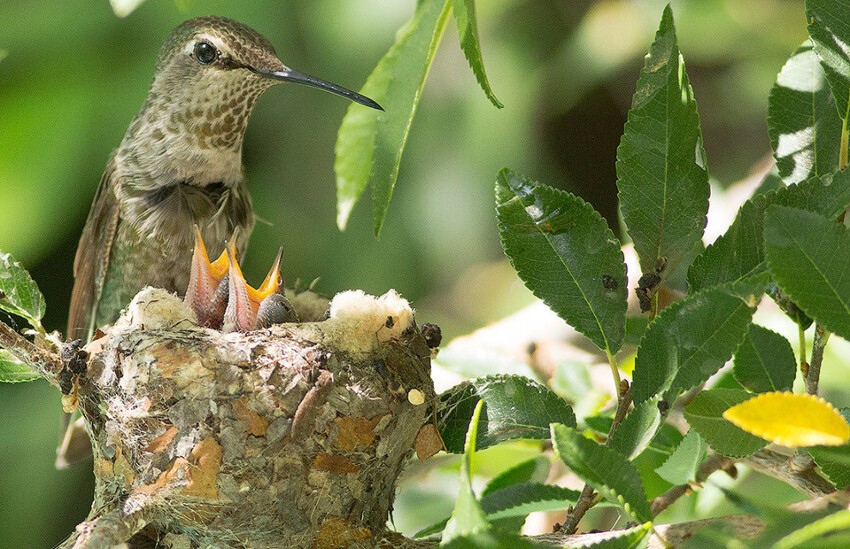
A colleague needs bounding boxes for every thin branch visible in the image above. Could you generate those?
[651,453,735,516]
[798,323,807,374]
[560,380,632,534]
[806,325,829,395]
[0,320,62,385]
[745,448,834,498]
[60,493,153,549]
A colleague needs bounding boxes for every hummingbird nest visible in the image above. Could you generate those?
[59,287,436,549]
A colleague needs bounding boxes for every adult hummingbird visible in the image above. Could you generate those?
[67,15,382,342]
[58,15,381,467]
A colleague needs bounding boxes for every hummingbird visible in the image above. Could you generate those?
[58,15,382,467]
[66,15,382,342]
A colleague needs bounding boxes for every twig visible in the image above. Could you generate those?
[0,320,62,385]
[61,494,153,549]
[798,324,807,374]
[745,448,834,498]
[806,325,829,395]
[651,453,734,516]
[560,380,632,534]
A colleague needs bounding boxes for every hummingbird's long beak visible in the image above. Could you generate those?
[248,66,383,111]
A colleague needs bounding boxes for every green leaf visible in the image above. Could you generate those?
[764,205,850,340]
[0,251,45,330]
[807,0,850,126]
[481,457,550,498]
[609,400,662,460]
[733,324,796,393]
[496,168,627,353]
[655,429,707,485]
[774,509,850,549]
[482,483,582,521]
[441,529,556,549]
[768,41,841,184]
[688,170,850,291]
[809,445,850,489]
[630,287,757,404]
[578,523,652,549]
[109,0,146,17]
[334,0,451,234]
[550,423,652,523]
[443,399,490,543]
[438,375,576,453]
[616,5,709,279]
[0,349,40,383]
[684,388,768,458]
[449,0,502,108]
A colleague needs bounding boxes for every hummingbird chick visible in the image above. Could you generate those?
[185,226,297,331]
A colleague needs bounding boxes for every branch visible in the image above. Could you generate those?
[806,325,830,395]
[745,448,835,498]
[59,494,154,549]
[0,319,62,384]
[651,453,735,516]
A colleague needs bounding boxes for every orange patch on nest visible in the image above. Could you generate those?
[138,436,222,498]
[313,453,360,474]
[146,425,178,453]
[314,517,371,549]
[415,423,444,461]
[151,343,199,378]
[334,415,384,451]
[233,397,269,437]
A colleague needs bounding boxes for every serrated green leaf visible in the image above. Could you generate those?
[482,483,582,521]
[0,251,45,330]
[438,375,576,453]
[443,399,490,543]
[496,168,627,353]
[631,287,756,404]
[334,0,451,234]
[580,523,653,549]
[809,445,850,489]
[764,205,850,340]
[774,509,850,549]
[0,349,40,383]
[733,324,796,393]
[655,430,707,485]
[616,5,709,280]
[450,0,502,108]
[768,41,841,184]
[609,400,662,460]
[684,389,768,458]
[688,170,850,291]
[482,457,550,498]
[550,423,652,523]
[441,529,556,549]
[807,0,850,127]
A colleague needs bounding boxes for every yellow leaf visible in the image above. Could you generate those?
[722,391,850,447]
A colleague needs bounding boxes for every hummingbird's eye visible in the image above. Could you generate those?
[193,41,218,65]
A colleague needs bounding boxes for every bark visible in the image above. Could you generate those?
[59,287,436,549]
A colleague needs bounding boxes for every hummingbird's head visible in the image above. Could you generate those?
[151,16,381,128]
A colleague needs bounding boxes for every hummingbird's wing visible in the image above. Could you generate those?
[67,158,120,341]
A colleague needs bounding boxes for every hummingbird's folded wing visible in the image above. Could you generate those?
[67,158,120,342]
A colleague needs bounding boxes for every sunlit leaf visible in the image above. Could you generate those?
[723,392,850,447]
[438,375,576,453]
[631,286,756,405]
[768,41,841,184]
[109,0,146,17]
[609,400,662,460]
[684,388,768,458]
[616,5,708,280]
[334,0,451,234]
[0,250,45,330]
[0,349,40,383]
[450,0,502,108]
[689,170,850,291]
[441,529,555,548]
[550,423,652,523]
[496,168,627,353]
[443,399,490,543]
[733,324,796,393]
[482,457,550,498]
[773,509,850,548]
[807,0,850,126]
[483,483,582,521]
[577,523,652,549]
[764,205,850,340]
[655,430,707,485]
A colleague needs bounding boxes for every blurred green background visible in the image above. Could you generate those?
[0,0,810,546]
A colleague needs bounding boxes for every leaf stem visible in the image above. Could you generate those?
[806,325,830,395]
[560,379,632,534]
[797,324,807,375]
[606,350,622,399]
